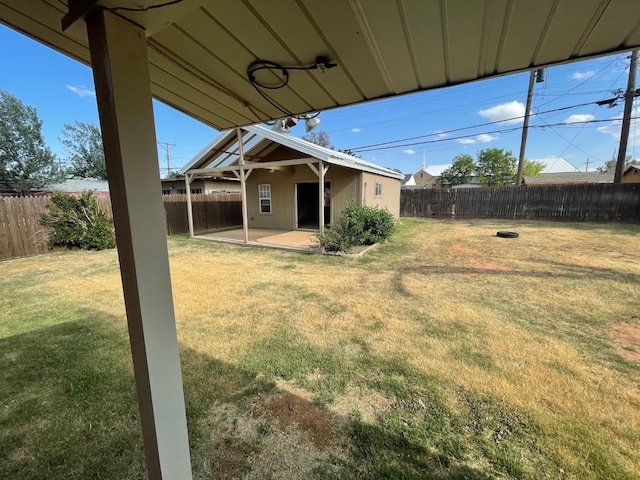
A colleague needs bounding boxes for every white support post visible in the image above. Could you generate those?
[85,10,192,480]
[185,173,195,238]
[237,128,249,244]
[319,160,325,233]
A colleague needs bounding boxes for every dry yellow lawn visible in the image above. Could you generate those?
[2,218,639,479]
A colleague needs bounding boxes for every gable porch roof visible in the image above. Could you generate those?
[182,125,404,180]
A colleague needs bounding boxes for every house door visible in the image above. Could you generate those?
[295,181,331,229]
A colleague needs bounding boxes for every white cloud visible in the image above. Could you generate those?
[66,85,95,98]
[476,133,497,143]
[597,121,622,139]
[597,106,640,144]
[478,101,525,124]
[351,127,362,133]
[435,131,448,139]
[403,149,416,154]
[457,138,475,145]
[564,114,595,124]
[571,70,596,80]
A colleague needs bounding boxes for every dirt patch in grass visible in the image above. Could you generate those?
[265,392,333,448]
[198,398,343,479]
[331,386,392,423]
[209,443,245,479]
[610,321,640,362]
[448,242,509,272]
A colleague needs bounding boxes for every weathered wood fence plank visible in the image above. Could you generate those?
[401,184,640,222]
[0,192,242,261]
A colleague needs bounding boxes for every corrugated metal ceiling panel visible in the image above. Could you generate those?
[1,0,639,131]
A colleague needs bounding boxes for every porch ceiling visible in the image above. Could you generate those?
[2,1,639,131]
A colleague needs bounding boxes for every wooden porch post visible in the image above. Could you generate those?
[85,10,192,480]
[318,160,325,233]
[186,173,195,238]
[237,128,249,243]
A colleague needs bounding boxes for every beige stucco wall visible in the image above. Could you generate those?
[360,172,401,217]
[203,179,241,192]
[623,168,640,183]
[245,163,361,230]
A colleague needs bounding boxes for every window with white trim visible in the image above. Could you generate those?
[259,184,272,213]
[375,182,383,197]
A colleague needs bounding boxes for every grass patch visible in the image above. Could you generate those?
[1,218,639,479]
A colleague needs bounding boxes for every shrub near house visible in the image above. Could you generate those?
[40,191,116,250]
[317,203,395,252]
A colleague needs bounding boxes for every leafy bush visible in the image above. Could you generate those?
[40,191,116,250]
[317,203,395,252]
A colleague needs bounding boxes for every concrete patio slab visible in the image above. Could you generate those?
[195,228,320,253]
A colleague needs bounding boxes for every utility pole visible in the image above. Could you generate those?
[614,49,639,183]
[584,157,590,172]
[516,70,539,185]
[157,141,176,178]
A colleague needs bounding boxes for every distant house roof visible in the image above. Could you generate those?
[182,125,404,180]
[161,176,238,184]
[424,164,450,177]
[534,157,580,173]
[48,179,110,192]
[402,173,416,186]
[412,169,438,187]
[522,172,614,185]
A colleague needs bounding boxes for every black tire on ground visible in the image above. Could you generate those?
[496,231,519,238]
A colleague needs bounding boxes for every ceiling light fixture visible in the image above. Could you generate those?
[270,113,321,135]
[271,119,291,134]
[304,115,321,133]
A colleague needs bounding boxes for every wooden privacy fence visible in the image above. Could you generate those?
[0,192,242,260]
[0,195,51,260]
[401,184,640,222]
[163,192,242,235]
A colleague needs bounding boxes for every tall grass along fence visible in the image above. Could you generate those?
[0,192,242,260]
[401,184,640,222]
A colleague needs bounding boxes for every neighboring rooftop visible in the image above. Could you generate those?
[535,157,580,174]
[48,179,110,193]
[522,172,614,185]
[424,165,451,177]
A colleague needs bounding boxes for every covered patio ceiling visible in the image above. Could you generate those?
[2,0,640,130]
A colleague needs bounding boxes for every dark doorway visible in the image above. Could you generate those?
[296,182,319,229]
[296,182,331,229]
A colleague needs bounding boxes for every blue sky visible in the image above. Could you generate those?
[1,23,637,175]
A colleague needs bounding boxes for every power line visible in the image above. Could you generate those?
[157,142,176,176]
[350,117,639,153]
[555,65,627,160]
[349,101,598,152]
[535,56,621,109]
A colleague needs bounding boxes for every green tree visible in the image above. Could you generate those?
[598,155,638,172]
[61,121,107,179]
[0,90,63,195]
[475,148,517,186]
[302,129,334,149]
[522,159,546,177]
[440,154,475,186]
[339,148,362,158]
